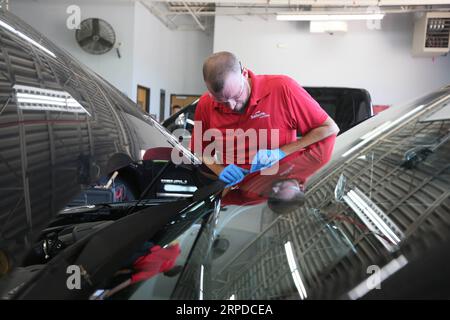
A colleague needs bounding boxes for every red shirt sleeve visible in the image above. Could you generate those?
[283,78,329,136]
[285,133,337,183]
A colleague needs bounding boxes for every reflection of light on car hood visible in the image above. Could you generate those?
[343,188,403,252]
[0,19,56,58]
[342,105,425,157]
[199,265,204,300]
[14,85,90,115]
[284,241,307,300]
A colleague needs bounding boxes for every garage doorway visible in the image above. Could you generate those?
[170,94,201,115]
[136,85,150,113]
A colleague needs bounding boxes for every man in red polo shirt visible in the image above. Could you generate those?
[191,51,339,202]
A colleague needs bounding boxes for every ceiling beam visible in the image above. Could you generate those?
[140,0,178,29]
[181,0,207,31]
[157,0,450,5]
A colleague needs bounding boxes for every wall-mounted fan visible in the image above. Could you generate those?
[75,18,116,55]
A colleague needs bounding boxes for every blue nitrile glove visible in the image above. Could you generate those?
[250,149,286,173]
[218,164,249,187]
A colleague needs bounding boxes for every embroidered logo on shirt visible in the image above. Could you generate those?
[250,110,270,119]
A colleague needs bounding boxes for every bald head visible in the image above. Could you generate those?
[268,179,305,215]
[203,51,241,93]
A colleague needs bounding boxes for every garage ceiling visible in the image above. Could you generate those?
[138,0,450,32]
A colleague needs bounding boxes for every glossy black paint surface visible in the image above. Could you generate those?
[0,10,196,266]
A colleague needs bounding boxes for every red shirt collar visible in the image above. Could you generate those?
[210,69,271,113]
[247,69,271,107]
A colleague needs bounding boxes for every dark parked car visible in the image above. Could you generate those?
[162,87,373,145]
[164,85,450,300]
[0,10,221,299]
[0,10,449,300]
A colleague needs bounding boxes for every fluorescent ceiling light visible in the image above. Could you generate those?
[16,93,71,103]
[277,13,385,21]
[343,194,394,252]
[14,85,90,116]
[199,265,204,300]
[360,121,393,141]
[341,138,374,158]
[284,241,307,299]
[310,21,348,33]
[343,188,404,252]
[17,98,78,107]
[347,190,401,245]
[0,19,56,58]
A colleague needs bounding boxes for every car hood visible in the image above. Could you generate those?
[166,85,450,300]
[0,11,197,267]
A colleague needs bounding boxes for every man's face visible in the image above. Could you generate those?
[207,71,250,112]
[271,179,303,201]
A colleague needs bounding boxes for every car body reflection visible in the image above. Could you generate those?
[1,9,449,300]
[164,85,450,300]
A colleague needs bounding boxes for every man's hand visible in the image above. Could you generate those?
[250,149,286,173]
[219,164,249,187]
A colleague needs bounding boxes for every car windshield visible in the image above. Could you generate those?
[122,87,450,300]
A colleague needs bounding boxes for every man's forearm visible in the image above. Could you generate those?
[197,117,339,173]
[280,118,339,156]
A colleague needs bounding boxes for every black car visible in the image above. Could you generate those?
[0,10,222,299]
[1,10,449,300]
[165,85,450,300]
[162,86,373,146]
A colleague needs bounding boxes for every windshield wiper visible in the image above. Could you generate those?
[402,146,433,169]
[402,131,450,169]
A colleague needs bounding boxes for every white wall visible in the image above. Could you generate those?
[131,1,213,119]
[10,0,214,119]
[11,0,135,97]
[214,11,450,105]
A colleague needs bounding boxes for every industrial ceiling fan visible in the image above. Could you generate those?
[75,18,116,55]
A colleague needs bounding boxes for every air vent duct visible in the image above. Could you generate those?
[412,12,450,57]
